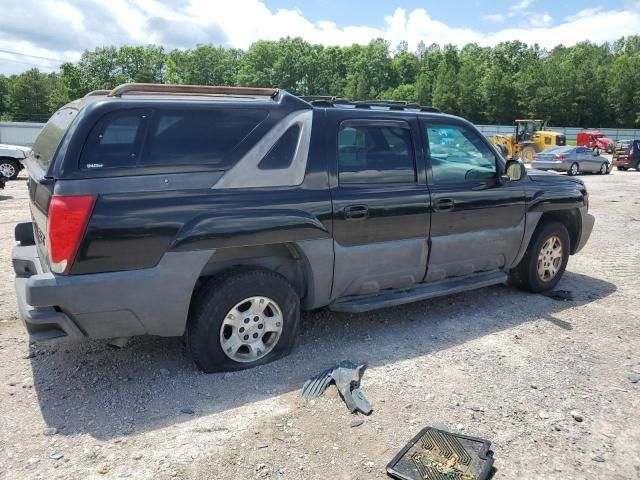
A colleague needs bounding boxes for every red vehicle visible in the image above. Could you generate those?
[576,131,614,154]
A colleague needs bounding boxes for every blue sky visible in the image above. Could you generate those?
[267,0,624,31]
[1,0,639,75]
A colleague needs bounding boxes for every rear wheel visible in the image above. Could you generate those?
[567,162,579,176]
[599,162,608,175]
[617,166,628,171]
[509,221,570,293]
[520,146,537,162]
[187,268,300,372]
[0,158,19,180]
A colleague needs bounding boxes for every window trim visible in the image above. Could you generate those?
[421,119,502,186]
[336,118,418,187]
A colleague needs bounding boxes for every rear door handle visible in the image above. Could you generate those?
[435,198,455,212]
[343,205,369,220]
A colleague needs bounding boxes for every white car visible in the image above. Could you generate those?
[0,143,30,180]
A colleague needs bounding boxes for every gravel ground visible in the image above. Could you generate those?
[1,168,639,480]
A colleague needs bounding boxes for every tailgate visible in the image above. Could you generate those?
[25,105,79,273]
[26,160,53,273]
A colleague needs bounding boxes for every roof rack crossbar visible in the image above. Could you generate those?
[107,83,280,98]
[300,96,441,113]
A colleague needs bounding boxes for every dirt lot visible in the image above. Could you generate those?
[1,168,639,480]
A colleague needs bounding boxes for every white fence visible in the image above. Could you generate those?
[476,125,640,142]
[1,121,639,148]
[0,122,45,147]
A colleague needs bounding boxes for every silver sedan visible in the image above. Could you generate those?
[531,146,610,176]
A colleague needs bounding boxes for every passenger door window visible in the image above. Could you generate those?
[424,123,497,184]
[337,121,416,184]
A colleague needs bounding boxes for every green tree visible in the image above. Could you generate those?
[0,75,10,119]
[115,45,166,84]
[7,69,53,122]
[431,45,460,113]
[77,46,119,91]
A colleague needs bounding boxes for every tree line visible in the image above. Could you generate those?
[1,36,639,127]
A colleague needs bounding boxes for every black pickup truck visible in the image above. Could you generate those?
[12,84,594,372]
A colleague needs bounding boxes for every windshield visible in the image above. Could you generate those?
[31,107,78,170]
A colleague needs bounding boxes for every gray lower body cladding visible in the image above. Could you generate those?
[13,245,213,342]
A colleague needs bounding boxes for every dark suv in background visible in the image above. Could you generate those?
[612,139,640,171]
[13,84,594,372]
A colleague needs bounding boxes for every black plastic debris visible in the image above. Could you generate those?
[387,427,494,480]
[301,360,372,415]
[541,290,574,301]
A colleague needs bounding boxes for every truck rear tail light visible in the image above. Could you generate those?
[47,194,97,274]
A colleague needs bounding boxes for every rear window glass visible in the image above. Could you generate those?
[141,108,268,167]
[81,110,146,169]
[80,108,268,170]
[32,107,78,170]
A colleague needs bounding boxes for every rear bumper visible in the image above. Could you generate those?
[612,157,629,166]
[574,207,595,254]
[12,243,213,343]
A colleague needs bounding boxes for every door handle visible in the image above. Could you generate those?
[343,205,369,220]
[435,198,455,212]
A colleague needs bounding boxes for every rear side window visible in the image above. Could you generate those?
[32,107,78,170]
[258,125,300,170]
[141,109,268,167]
[80,108,268,170]
[81,110,147,169]
[337,122,416,184]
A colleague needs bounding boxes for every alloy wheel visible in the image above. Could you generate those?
[537,235,563,282]
[219,296,283,363]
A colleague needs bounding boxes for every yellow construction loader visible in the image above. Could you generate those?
[492,120,567,162]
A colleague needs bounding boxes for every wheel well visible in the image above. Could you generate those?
[538,209,580,254]
[193,244,308,300]
[0,157,20,164]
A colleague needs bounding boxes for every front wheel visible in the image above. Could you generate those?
[187,268,300,372]
[599,162,608,175]
[567,162,579,176]
[0,159,19,180]
[509,221,570,293]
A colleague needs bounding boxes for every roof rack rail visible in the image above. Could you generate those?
[299,96,441,113]
[107,83,280,98]
[84,89,110,97]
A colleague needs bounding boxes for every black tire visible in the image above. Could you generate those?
[186,268,300,373]
[567,162,579,176]
[520,146,537,162]
[0,158,20,180]
[617,166,628,171]
[509,221,570,293]
[599,162,608,175]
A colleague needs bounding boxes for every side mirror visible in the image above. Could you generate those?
[504,159,527,182]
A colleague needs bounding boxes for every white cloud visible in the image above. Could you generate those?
[1,0,640,75]
[482,14,506,23]
[529,13,553,27]
[566,7,604,21]
[510,0,534,13]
